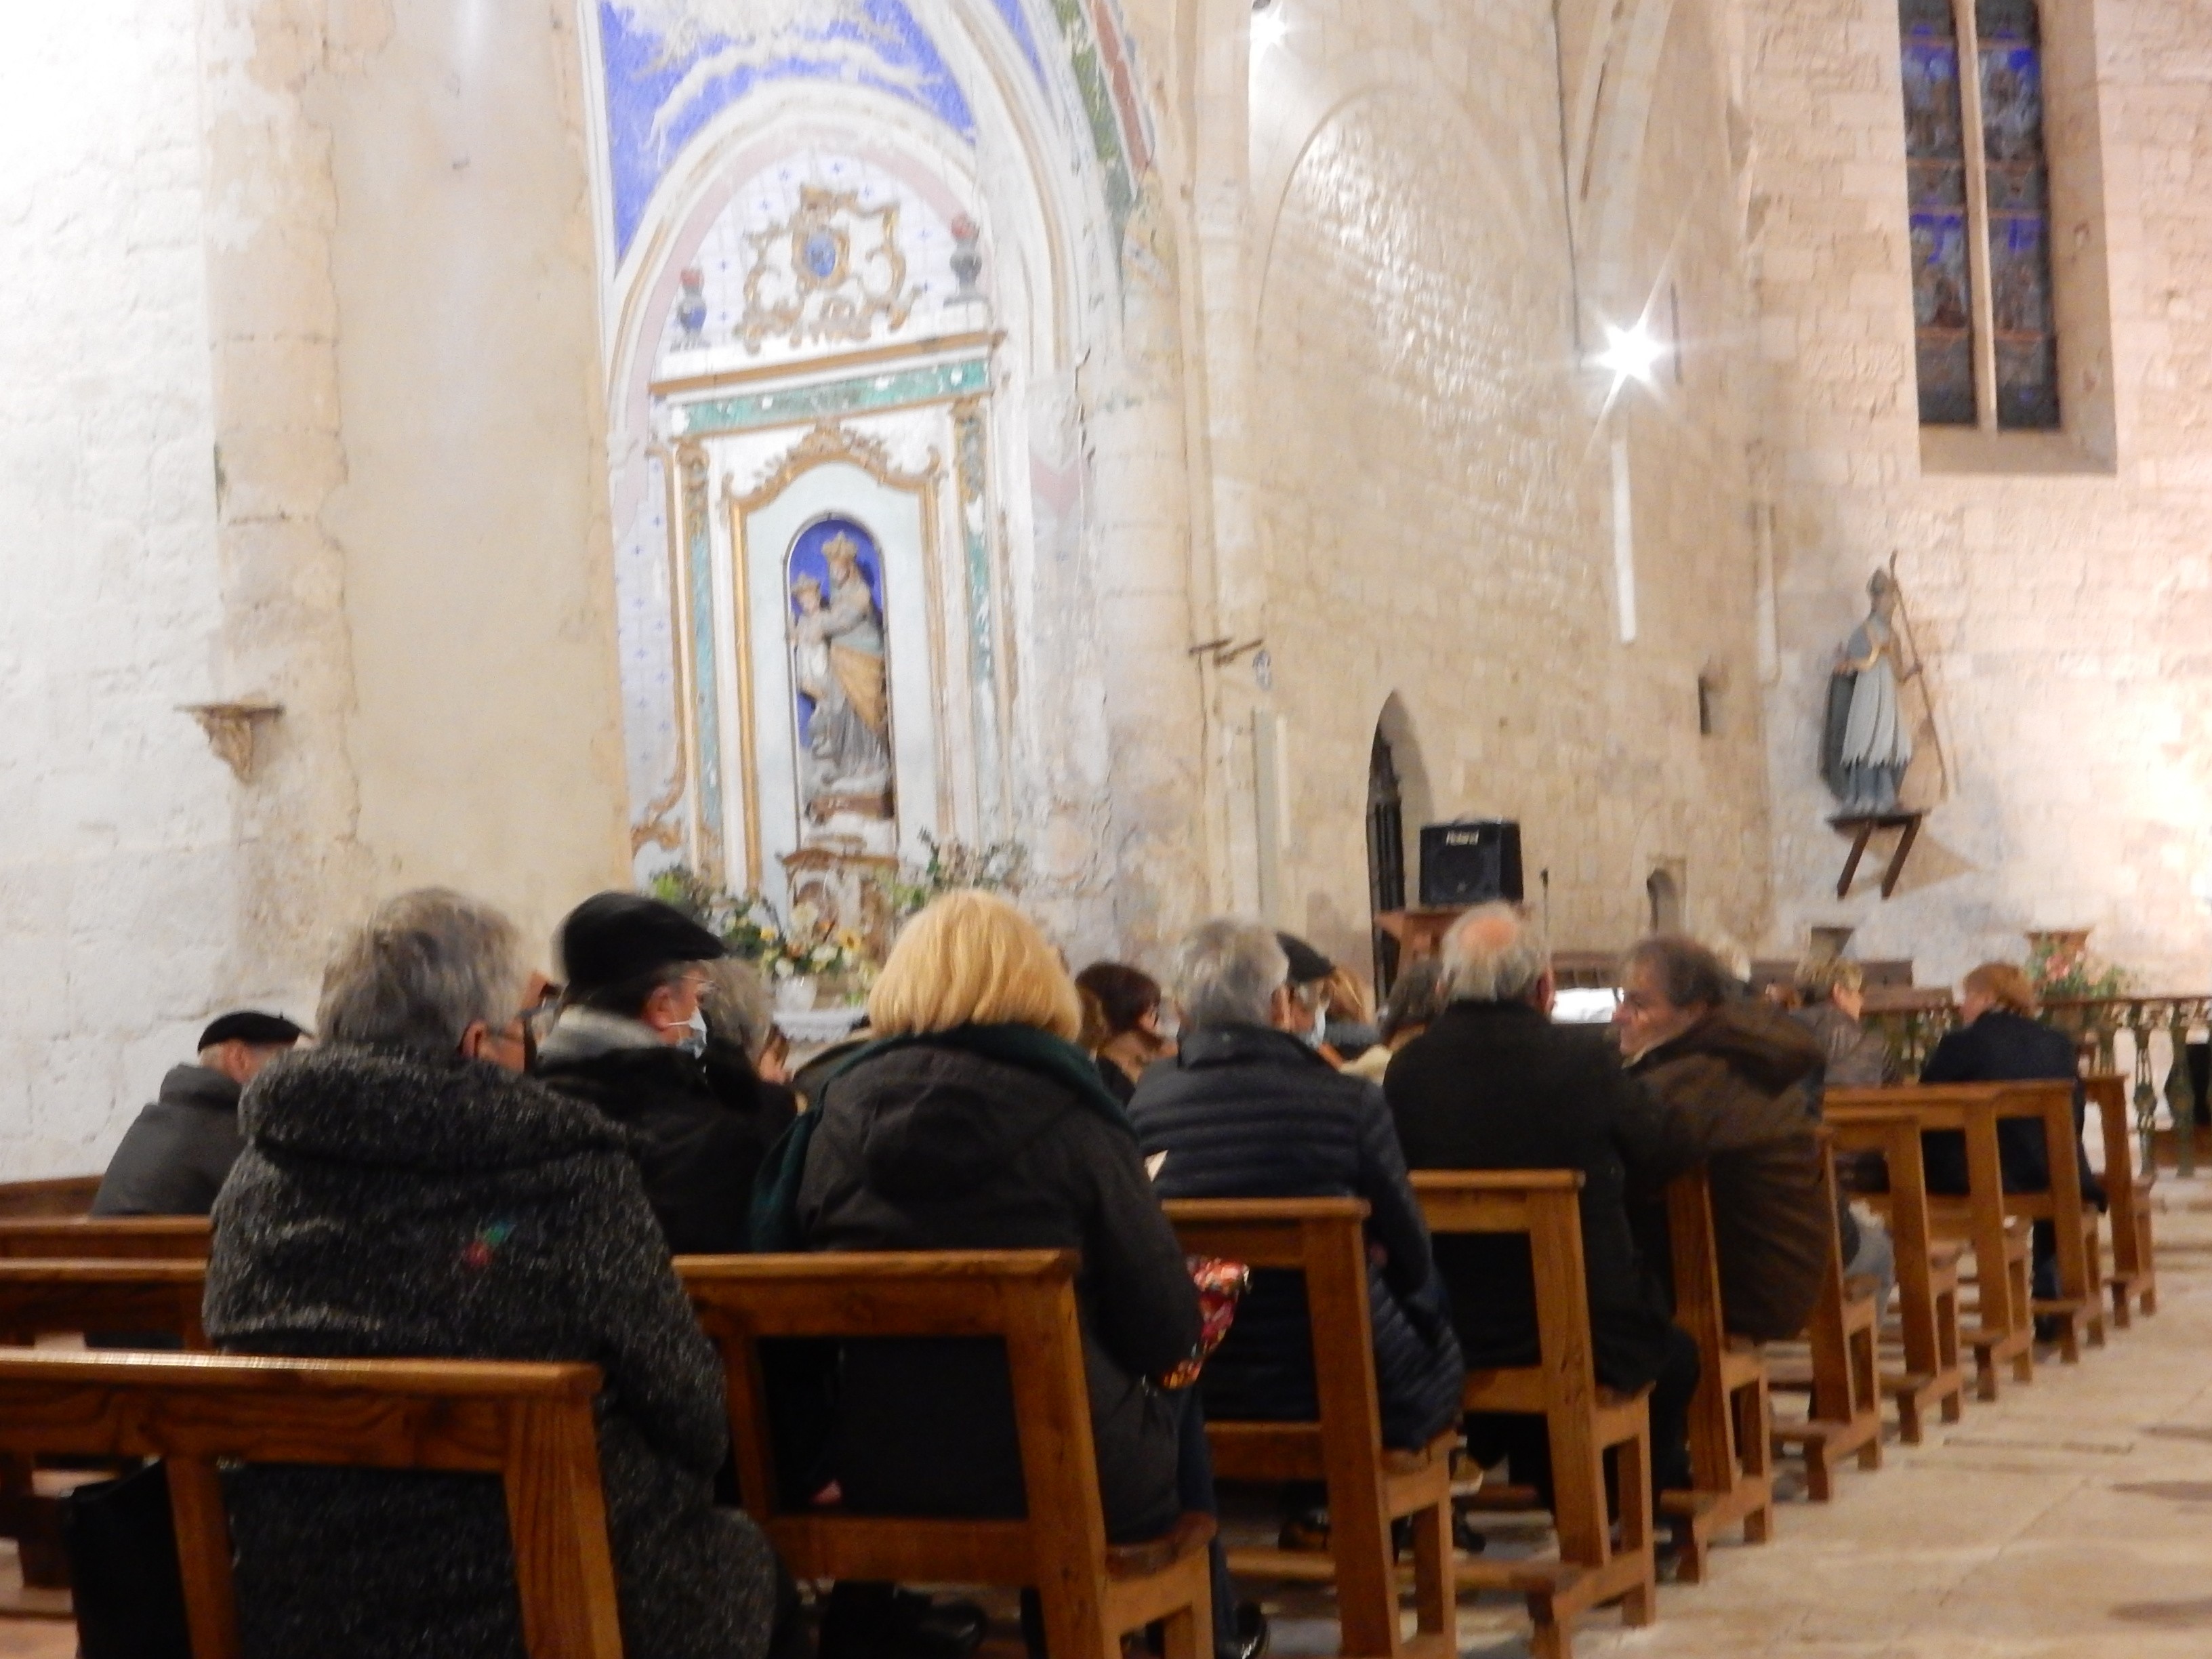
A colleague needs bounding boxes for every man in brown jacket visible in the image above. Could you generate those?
[1614,937,1832,1342]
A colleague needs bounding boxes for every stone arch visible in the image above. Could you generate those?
[1249,48,1547,344]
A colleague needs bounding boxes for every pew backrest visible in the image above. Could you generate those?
[1157,1196,1382,1481]
[0,1349,623,1659]
[1408,1170,1598,1407]
[0,1216,211,1261]
[679,1250,1113,1580]
[0,1177,102,1220]
[0,1258,210,1346]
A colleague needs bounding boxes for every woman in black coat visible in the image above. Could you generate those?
[773,890,1258,1659]
[203,889,792,1659]
[1919,960,2104,1303]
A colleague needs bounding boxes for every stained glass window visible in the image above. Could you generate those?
[1978,0,2060,428]
[1900,0,1976,426]
[1897,0,2063,433]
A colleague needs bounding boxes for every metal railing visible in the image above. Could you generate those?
[1864,994,2211,1176]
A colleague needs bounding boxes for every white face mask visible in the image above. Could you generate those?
[677,1010,710,1057]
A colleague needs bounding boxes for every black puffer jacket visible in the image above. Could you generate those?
[1129,1025,1465,1452]
[205,1046,780,1659]
[796,1037,1200,1543]
[91,1065,246,1216]
[537,1010,794,1254]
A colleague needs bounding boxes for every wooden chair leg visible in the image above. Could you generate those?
[1735,1377,1774,1545]
[1853,1328,1883,1472]
[1410,1485,1454,1639]
[1611,1430,1656,1628]
[1156,1601,1204,1659]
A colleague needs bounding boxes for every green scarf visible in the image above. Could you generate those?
[749,1023,1132,1252]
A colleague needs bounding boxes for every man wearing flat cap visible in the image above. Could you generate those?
[536,892,794,1254]
[92,1010,307,1216]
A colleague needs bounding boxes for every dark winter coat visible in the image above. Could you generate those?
[1130,1024,1465,1452]
[1628,1004,1832,1343]
[1384,1001,1686,1393]
[1919,1009,2103,1204]
[537,1010,795,1254]
[204,1045,779,1659]
[795,1036,1202,1543]
[91,1065,246,1216]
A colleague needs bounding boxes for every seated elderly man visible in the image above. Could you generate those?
[537,892,794,1254]
[1385,905,1699,1496]
[92,1010,306,1217]
[203,888,796,1659]
[1614,936,1832,1345]
[1129,919,1465,1467]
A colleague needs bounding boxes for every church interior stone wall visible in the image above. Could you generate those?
[7,0,2212,1173]
[1743,0,2212,987]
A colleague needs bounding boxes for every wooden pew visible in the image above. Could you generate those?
[1659,1168,1773,1582]
[0,1258,209,1346]
[1829,1086,2034,1400]
[682,1250,1216,1659]
[2086,1074,2157,1323]
[1160,1198,1454,1659]
[1825,1109,1966,1441]
[1985,1080,2106,1361]
[0,1258,213,1593]
[1767,1135,1883,1500]
[0,1216,211,1260]
[0,1177,101,1219]
[1412,1172,1656,1659]
[0,1349,625,1658]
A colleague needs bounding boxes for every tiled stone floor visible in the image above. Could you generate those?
[4,1182,2207,1657]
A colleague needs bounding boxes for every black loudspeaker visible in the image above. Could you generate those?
[1419,821,1524,907]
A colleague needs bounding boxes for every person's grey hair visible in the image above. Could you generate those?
[1172,918,1290,1029]
[1441,903,1549,1006]
[1622,935,1733,1013]
[699,956,776,1059]
[317,888,528,1054]
[1378,960,1447,1042]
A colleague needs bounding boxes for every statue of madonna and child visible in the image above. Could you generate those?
[1822,569,1934,817]
[789,529,894,821]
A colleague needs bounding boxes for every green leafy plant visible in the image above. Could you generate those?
[882,832,1031,920]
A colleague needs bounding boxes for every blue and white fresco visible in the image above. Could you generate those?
[600,0,980,262]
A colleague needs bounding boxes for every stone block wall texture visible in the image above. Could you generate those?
[1237,0,1774,971]
[1740,0,2212,987]
[0,0,250,1178]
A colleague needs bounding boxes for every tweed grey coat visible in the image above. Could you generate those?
[204,1044,779,1659]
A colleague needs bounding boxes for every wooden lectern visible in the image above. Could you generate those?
[1375,909,1467,964]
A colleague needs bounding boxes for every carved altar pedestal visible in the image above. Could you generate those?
[781,844,897,960]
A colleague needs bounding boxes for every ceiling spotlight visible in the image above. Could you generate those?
[1251,1,1288,51]
[1593,321,1666,387]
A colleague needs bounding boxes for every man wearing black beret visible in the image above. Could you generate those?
[536,892,794,1254]
[92,1010,307,1216]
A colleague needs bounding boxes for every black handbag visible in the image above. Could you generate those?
[60,1460,192,1659]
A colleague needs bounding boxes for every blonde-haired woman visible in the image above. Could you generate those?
[771,892,1261,1659]
[1920,960,2104,1328]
